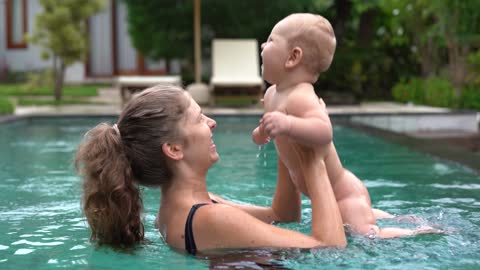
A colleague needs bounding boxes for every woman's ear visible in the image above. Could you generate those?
[285,47,303,68]
[162,143,183,160]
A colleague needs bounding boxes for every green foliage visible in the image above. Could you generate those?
[123,0,480,103]
[460,85,480,111]
[28,0,106,65]
[23,69,54,93]
[392,77,457,108]
[467,50,480,85]
[27,0,106,100]
[17,98,106,106]
[423,78,457,108]
[0,97,15,115]
[0,84,99,97]
[122,0,332,62]
[392,78,421,103]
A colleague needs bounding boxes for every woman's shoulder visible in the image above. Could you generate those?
[191,203,269,249]
[195,203,251,228]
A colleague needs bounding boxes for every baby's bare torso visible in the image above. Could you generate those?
[266,87,335,196]
[266,86,372,218]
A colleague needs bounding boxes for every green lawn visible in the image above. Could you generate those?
[0,97,14,114]
[0,84,101,97]
[17,98,107,106]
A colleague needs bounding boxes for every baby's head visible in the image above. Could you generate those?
[280,13,336,78]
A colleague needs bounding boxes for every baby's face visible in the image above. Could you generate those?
[260,21,291,84]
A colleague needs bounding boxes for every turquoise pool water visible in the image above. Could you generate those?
[0,116,479,269]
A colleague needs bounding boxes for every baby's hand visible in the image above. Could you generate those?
[262,112,291,138]
[252,123,271,145]
[319,98,326,110]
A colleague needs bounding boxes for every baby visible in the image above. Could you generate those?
[253,13,438,238]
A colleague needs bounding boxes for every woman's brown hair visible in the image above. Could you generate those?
[75,85,190,248]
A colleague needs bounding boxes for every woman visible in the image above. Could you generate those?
[75,85,346,254]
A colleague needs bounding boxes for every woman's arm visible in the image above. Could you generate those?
[193,203,344,251]
[305,160,347,246]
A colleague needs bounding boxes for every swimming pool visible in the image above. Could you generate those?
[0,116,479,269]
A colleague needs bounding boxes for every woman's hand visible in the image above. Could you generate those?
[208,192,227,204]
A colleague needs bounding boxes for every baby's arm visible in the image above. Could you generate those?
[262,87,332,146]
[252,86,275,145]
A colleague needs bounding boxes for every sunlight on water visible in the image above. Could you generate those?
[0,117,479,269]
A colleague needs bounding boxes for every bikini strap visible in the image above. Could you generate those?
[184,200,219,255]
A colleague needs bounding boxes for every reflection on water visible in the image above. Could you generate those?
[0,117,479,269]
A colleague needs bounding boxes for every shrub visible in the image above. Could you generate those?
[423,77,456,108]
[392,78,424,104]
[392,77,456,108]
[23,69,54,94]
[0,97,15,115]
[460,85,480,111]
[467,50,480,85]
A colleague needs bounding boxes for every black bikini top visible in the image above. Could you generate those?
[184,200,218,255]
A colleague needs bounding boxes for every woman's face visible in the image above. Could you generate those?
[180,96,219,167]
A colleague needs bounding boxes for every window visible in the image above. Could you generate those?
[6,0,28,49]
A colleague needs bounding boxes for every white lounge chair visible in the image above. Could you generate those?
[210,39,264,105]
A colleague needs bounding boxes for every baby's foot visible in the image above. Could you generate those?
[414,225,446,235]
[393,214,426,224]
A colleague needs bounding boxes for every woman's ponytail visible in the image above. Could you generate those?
[75,123,144,247]
[75,85,190,248]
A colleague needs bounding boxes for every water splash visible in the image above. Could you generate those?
[256,145,268,167]
[14,248,34,255]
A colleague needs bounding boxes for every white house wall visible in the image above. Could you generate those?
[0,0,85,82]
[3,0,47,72]
[89,1,113,76]
[116,3,136,72]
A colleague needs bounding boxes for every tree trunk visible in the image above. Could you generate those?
[445,8,467,98]
[332,0,352,46]
[447,36,468,97]
[418,37,437,78]
[54,59,65,101]
[357,9,376,48]
[52,55,58,88]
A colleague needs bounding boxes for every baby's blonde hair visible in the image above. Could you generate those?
[285,13,336,79]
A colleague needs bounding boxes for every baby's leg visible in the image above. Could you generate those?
[337,197,442,238]
[337,196,377,234]
[372,208,395,219]
[356,224,442,239]
[373,208,429,224]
